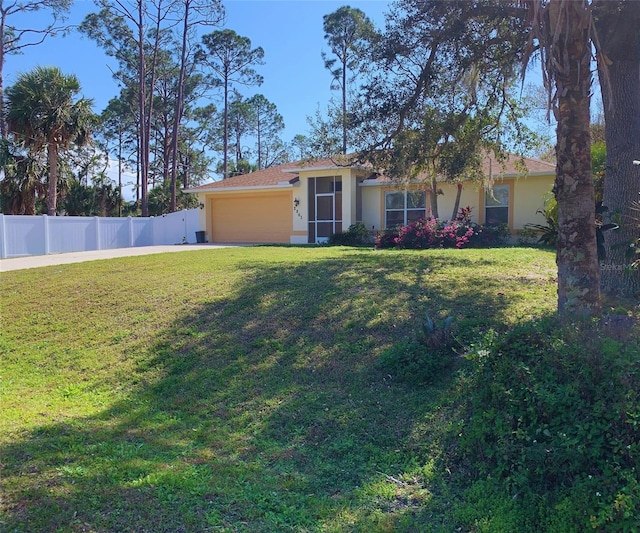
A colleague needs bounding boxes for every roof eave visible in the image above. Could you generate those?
[282,164,369,174]
[184,181,299,194]
[359,170,555,187]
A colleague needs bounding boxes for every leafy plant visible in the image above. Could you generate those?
[524,194,558,246]
[595,201,619,260]
[378,312,456,384]
[328,222,372,245]
[525,197,619,259]
[422,312,454,349]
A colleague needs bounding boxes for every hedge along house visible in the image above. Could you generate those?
[186,154,556,244]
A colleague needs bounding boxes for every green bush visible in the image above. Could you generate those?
[328,222,372,246]
[377,313,456,384]
[377,339,452,384]
[454,317,640,531]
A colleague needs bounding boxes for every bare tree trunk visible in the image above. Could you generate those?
[0,10,6,138]
[169,0,190,212]
[451,182,462,220]
[594,0,640,296]
[223,75,229,178]
[341,62,347,155]
[118,125,123,217]
[550,0,601,315]
[429,171,439,219]
[137,0,149,217]
[46,144,58,215]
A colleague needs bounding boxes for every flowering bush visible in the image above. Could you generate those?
[375,207,509,250]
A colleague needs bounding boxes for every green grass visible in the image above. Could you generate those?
[0,246,565,531]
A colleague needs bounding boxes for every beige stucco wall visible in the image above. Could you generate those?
[511,175,553,229]
[360,181,481,231]
[361,174,554,231]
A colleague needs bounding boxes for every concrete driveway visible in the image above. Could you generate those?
[0,244,243,272]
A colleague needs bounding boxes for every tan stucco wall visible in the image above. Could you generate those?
[511,176,553,229]
[361,185,383,231]
[206,190,293,243]
[478,175,553,229]
[361,174,553,231]
[360,181,481,231]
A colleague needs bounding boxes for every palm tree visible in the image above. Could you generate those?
[523,0,601,316]
[5,66,94,215]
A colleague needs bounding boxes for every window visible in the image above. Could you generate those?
[485,184,509,226]
[385,190,426,228]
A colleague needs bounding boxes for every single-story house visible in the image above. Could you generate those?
[186,155,555,244]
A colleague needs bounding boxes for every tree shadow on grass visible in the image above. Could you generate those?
[0,248,556,532]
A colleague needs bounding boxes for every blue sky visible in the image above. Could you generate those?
[7,0,391,143]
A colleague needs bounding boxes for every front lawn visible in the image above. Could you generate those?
[1,246,636,531]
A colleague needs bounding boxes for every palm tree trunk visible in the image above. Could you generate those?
[550,0,601,315]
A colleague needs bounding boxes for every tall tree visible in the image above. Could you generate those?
[359,0,601,315]
[200,29,264,178]
[0,0,72,137]
[246,93,287,169]
[226,92,255,171]
[592,0,640,296]
[524,0,601,315]
[81,0,173,217]
[5,66,94,216]
[166,0,223,212]
[291,134,312,160]
[99,95,138,216]
[322,5,374,155]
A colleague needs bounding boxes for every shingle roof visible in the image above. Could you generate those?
[187,161,301,191]
[187,154,555,192]
[483,154,555,175]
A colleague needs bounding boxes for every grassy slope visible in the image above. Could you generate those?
[0,246,557,532]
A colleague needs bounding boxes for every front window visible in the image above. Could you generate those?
[385,190,426,228]
[485,184,509,226]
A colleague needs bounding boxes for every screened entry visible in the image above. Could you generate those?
[308,176,342,243]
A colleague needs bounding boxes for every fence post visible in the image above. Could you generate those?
[0,214,6,259]
[94,216,101,250]
[128,217,134,248]
[43,214,50,255]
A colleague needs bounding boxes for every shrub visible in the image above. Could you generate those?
[524,194,558,246]
[455,317,640,531]
[375,207,508,250]
[328,222,373,246]
[377,312,456,384]
[375,227,400,249]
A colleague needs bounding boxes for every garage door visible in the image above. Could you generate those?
[211,192,292,243]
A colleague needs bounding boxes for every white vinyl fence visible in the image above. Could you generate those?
[0,209,202,259]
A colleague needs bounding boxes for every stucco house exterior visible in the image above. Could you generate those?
[186,155,555,244]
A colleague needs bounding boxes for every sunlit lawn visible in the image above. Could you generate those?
[0,246,557,532]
